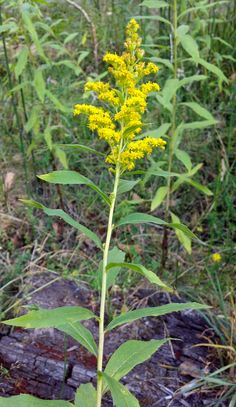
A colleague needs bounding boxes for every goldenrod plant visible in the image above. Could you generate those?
[0,20,209,407]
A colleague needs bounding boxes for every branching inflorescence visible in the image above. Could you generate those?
[74,19,166,172]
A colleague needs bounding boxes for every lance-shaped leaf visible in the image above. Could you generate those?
[175,149,192,171]
[171,212,191,255]
[116,212,198,240]
[146,167,181,178]
[106,262,172,292]
[38,170,110,206]
[34,68,46,102]
[151,186,168,210]
[182,120,217,130]
[141,122,171,139]
[181,102,217,122]
[196,57,228,83]
[21,12,48,62]
[104,339,167,386]
[21,199,102,249]
[140,0,169,8]
[75,383,96,407]
[0,394,73,407]
[57,144,105,156]
[59,321,97,356]
[180,34,199,61]
[184,179,213,196]
[106,302,209,332]
[3,306,96,328]
[117,179,140,195]
[102,373,140,407]
[15,46,29,78]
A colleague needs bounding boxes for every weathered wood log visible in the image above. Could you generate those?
[0,272,221,406]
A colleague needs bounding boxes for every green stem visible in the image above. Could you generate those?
[161,0,178,267]
[96,164,120,407]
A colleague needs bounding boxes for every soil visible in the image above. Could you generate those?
[0,272,224,406]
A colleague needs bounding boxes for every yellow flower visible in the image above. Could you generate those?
[74,18,165,173]
[211,253,222,263]
[141,82,160,94]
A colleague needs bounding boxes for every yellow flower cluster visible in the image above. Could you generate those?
[74,18,166,172]
[85,81,120,106]
[106,138,166,171]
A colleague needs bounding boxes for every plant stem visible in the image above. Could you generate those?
[161,0,178,268]
[96,164,120,407]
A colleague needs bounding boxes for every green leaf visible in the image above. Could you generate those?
[187,163,203,176]
[162,78,180,103]
[46,90,70,113]
[133,15,171,26]
[117,179,140,195]
[185,179,213,196]
[55,60,82,76]
[106,302,209,332]
[213,36,233,49]
[54,146,68,169]
[57,144,105,156]
[196,57,228,83]
[59,321,97,356]
[32,0,49,4]
[64,32,79,45]
[141,123,171,139]
[175,149,192,171]
[0,395,73,407]
[139,0,169,8]
[149,57,173,71]
[176,24,189,39]
[182,120,217,130]
[106,262,172,292]
[75,383,96,407]
[180,34,199,61]
[22,11,48,62]
[116,212,198,240]
[102,247,125,290]
[21,199,102,249]
[171,212,191,254]
[148,167,180,178]
[102,373,140,407]
[3,306,95,328]
[181,102,217,121]
[25,105,41,133]
[117,212,166,227]
[104,339,167,386]
[34,69,46,102]
[37,171,110,206]
[178,74,207,87]
[151,186,168,210]
[156,94,173,112]
[44,127,53,151]
[15,47,29,79]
